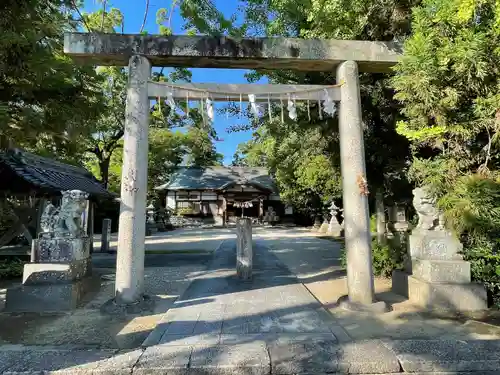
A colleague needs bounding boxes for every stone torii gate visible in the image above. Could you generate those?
[64,33,401,308]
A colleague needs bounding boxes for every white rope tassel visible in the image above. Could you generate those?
[307,99,311,122]
[206,96,214,121]
[287,94,297,120]
[186,91,189,117]
[322,89,336,116]
[248,94,260,118]
[318,91,323,120]
[268,94,272,122]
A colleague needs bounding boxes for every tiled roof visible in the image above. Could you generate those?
[156,166,279,193]
[0,149,113,197]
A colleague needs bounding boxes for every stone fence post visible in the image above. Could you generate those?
[101,218,111,253]
[236,218,253,280]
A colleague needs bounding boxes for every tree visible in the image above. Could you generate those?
[0,0,104,160]
[392,0,500,304]
[191,0,417,216]
[81,67,127,188]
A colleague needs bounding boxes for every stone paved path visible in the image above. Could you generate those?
[144,238,351,347]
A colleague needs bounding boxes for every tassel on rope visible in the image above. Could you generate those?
[322,89,336,116]
[307,99,311,122]
[287,94,297,120]
[318,91,323,120]
[186,91,189,117]
[206,96,214,121]
[268,94,272,122]
[248,94,260,118]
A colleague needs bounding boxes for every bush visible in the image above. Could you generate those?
[370,214,377,233]
[0,258,24,279]
[341,237,407,278]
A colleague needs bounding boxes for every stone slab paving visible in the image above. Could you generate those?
[2,228,500,373]
[3,338,500,374]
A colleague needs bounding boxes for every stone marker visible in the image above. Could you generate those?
[392,186,487,311]
[101,218,112,252]
[236,217,253,280]
[6,190,95,312]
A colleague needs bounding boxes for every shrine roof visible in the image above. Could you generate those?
[0,149,113,197]
[156,166,278,193]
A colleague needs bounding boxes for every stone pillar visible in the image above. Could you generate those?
[236,217,253,280]
[115,55,152,304]
[375,190,386,244]
[337,61,375,305]
[101,218,112,253]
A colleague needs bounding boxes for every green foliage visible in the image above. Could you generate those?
[393,0,500,304]
[0,0,104,153]
[341,237,407,278]
[0,258,24,280]
[218,0,415,218]
[370,214,377,233]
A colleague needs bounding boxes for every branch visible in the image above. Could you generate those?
[100,0,108,32]
[104,128,124,152]
[70,0,93,33]
[139,0,150,33]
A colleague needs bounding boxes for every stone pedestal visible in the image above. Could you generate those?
[6,234,94,312]
[236,218,253,280]
[328,216,343,237]
[318,220,329,234]
[392,229,487,312]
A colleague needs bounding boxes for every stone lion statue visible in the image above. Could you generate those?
[40,190,89,237]
[412,187,445,231]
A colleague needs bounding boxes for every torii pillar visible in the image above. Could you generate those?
[337,61,376,307]
[115,55,151,303]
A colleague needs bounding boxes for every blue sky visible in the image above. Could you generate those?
[84,0,263,165]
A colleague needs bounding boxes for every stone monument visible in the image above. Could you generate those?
[327,202,343,237]
[392,187,487,311]
[6,190,96,312]
[236,217,253,280]
[387,205,409,247]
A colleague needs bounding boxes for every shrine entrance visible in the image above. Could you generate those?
[64,33,401,308]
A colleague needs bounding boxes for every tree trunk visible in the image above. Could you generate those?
[98,157,111,189]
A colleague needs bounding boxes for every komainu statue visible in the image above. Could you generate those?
[412,187,445,231]
[40,190,89,237]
